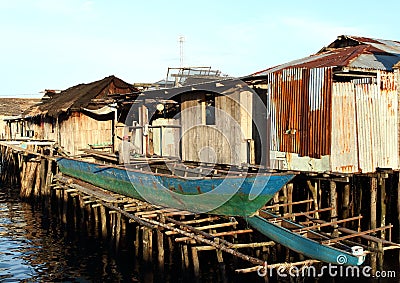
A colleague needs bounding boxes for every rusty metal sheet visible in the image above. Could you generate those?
[331,71,398,173]
[268,67,332,159]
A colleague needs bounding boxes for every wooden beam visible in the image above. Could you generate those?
[293,215,363,233]
[322,225,393,245]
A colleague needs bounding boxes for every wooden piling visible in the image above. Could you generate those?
[287,183,293,216]
[116,212,122,250]
[342,183,350,223]
[378,176,386,270]
[330,181,338,237]
[370,177,377,272]
[192,246,200,280]
[157,214,165,272]
[100,205,108,239]
[62,189,68,225]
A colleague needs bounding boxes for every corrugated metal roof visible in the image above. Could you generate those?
[252,35,400,76]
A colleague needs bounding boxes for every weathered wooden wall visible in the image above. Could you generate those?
[58,112,113,155]
[180,90,252,165]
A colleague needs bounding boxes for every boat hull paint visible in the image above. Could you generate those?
[247,215,365,266]
[56,157,295,216]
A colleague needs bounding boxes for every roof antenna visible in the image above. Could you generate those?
[179,35,185,68]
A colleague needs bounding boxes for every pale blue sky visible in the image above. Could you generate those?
[0,0,399,97]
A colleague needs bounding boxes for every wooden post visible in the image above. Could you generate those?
[378,176,386,270]
[142,227,149,262]
[39,155,47,199]
[342,183,351,225]
[181,244,190,271]
[370,177,377,273]
[287,183,293,216]
[273,192,280,213]
[330,181,338,237]
[157,214,165,272]
[168,236,174,266]
[282,185,288,214]
[216,247,227,283]
[92,205,99,237]
[115,212,121,251]
[62,189,68,225]
[307,180,320,219]
[135,225,141,257]
[192,246,200,280]
[100,205,108,239]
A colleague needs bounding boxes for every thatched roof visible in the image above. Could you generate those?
[0,98,41,117]
[25,75,139,117]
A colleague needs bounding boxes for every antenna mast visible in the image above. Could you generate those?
[179,35,185,67]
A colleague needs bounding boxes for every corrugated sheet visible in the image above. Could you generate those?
[268,67,332,159]
[331,82,359,173]
[331,71,398,173]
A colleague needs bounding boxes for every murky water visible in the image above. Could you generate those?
[0,185,143,282]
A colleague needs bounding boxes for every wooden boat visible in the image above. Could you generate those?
[246,210,366,266]
[56,157,295,216]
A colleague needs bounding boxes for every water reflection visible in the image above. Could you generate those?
[0,186,138,282]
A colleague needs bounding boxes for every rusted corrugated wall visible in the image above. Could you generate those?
[267,67,332,158]
[331,71,398,173]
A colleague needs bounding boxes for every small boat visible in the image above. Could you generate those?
[246,210,366,266]
[56,157,295,216]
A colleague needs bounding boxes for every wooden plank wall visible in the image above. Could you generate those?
[58,112,112,155]
[181,90,252,165]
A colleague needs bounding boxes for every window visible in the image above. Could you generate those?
[205,94,215,125]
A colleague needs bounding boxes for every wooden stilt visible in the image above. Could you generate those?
[143,227,150,262]
[114,212,121,251]
[181,244,190,271]
[100,205,108,239]
[168,236,174,266]
[39,156,46,200]
[62,189,68,225]
[287,183,293,216]
[192,246,200,280]
[330,181,338,237]
[157,214,165,272]
[216,247,227,283]
[282,185,288,214]
[370,177,377,273]
[378,176,386,270]
[342,183,351,225]
[308,180,320,219]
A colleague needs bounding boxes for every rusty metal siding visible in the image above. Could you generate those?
[356,71,398,172]
[331,82,359,173]
[331,71,398,173]
[267,67,332,159]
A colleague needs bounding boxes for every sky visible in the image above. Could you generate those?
[0,0,399,98]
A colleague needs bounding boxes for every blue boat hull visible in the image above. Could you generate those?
[247,214,365,266]
[56,157,295,216]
